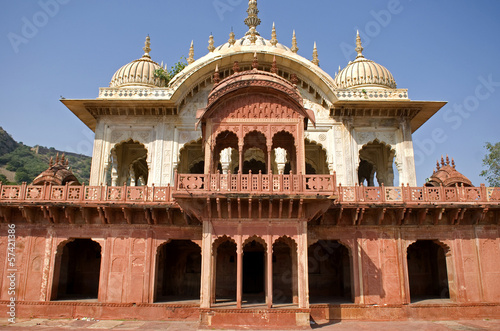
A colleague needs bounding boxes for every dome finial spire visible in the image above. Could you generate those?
[143,35,151,58]
[312,41,319,66]
[355,30,364,59]
[270,22,278,47]
[187,40,195,64]
[291,30,298,53]
[208,33,215,52]
[245,0,261,35]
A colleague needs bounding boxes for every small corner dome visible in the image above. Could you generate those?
[109,36,163,88]
[334,33,396,89]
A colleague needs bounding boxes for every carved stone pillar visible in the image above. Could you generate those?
[297,221,309,308]
[220,147,232,174]
[266,234,273,308]
[275,147,287,174]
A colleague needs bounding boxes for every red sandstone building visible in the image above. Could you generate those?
[1,1,499,328]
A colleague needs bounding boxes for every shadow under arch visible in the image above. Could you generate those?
[178,137,204,174]
[304,138,329,174]
[154,239,201,302]
[407,239,450,303]
[273,236,298,305]
[213,235,237,303]
[51,238,102,301]
[308,240,354,304]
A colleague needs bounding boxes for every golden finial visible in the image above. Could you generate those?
[271,55,277,74]
[355,30,364,59]
[291,30,298,53]
[244,0,261,35]
[252,52,258,70]
[187,40,195,64]
[208,33,215,52]
[228,28,236,46]
[312,41,319,66]
[270,22,278,47]
[143,35,151,58]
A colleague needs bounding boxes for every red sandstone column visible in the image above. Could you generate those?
[297,221,309,308]
[236,234,243,308]
[266,234,273,308]
[238,144,244,174]
[200,221,213,308]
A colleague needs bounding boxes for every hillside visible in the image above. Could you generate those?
[0,128,91,185]
[0,127,19,156]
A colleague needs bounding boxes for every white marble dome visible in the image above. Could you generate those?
[109,36,163,88]
[335,33,396,89]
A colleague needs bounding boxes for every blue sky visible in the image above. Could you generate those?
[1,0,499,186]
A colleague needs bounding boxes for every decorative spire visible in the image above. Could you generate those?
[244,0,261,35]
[446,155,450,166]
[312,41,319,66]
[271,55,277,74]
[213,64,220,84]
[291,30,298,53]
[228,29,236,46]
[208,33,215,52]
[143,35,151,58]
[441,155,445,167]
[252,52,259,70]
[355,30,364,59]
[270,22,278,47]
[187,40,195,64]
[452,158,456,169]
[436,160,440,171]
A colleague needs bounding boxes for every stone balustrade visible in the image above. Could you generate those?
[1,179,499,205]
[98,87,173,99]
[335,88,409,100]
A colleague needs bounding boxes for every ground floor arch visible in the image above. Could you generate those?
[155,240,201,302]
[51,238,102,300]
[308,240,353,303]
[407,240,450,302]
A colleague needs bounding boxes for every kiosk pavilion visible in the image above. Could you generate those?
[1,1,499,328]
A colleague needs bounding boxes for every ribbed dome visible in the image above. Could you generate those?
[215,34,291,53]
[109,36,163,88]
[334,32,396,89]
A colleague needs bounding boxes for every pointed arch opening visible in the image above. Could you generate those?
[239,131,268,174]
[273,236,298,305]
[51,239,101,301]
[308,240,353,303]
[155,240,201,303]
[108,139,148,186]
[407,240,450,303]
[178,138,204,174]
[273,131,297,174]
[243,237,266,303]
[213,131,239,174]
[358,140,395,186]
[213,236,237,303]
[305,139,329,174]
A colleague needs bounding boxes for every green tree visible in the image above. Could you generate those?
[0,174,10,184]
[154,58,188,86]
[480,142,500,187]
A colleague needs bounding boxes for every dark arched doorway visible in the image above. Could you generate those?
[52,239,101,300]
[308,240,353,303]
[407,240,449,302]
[155,240,201,302]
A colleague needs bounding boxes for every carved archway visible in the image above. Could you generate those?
[51,238,102,301]
[358,139,395,186]
[108,139,149,186]
[178,138,204,174]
